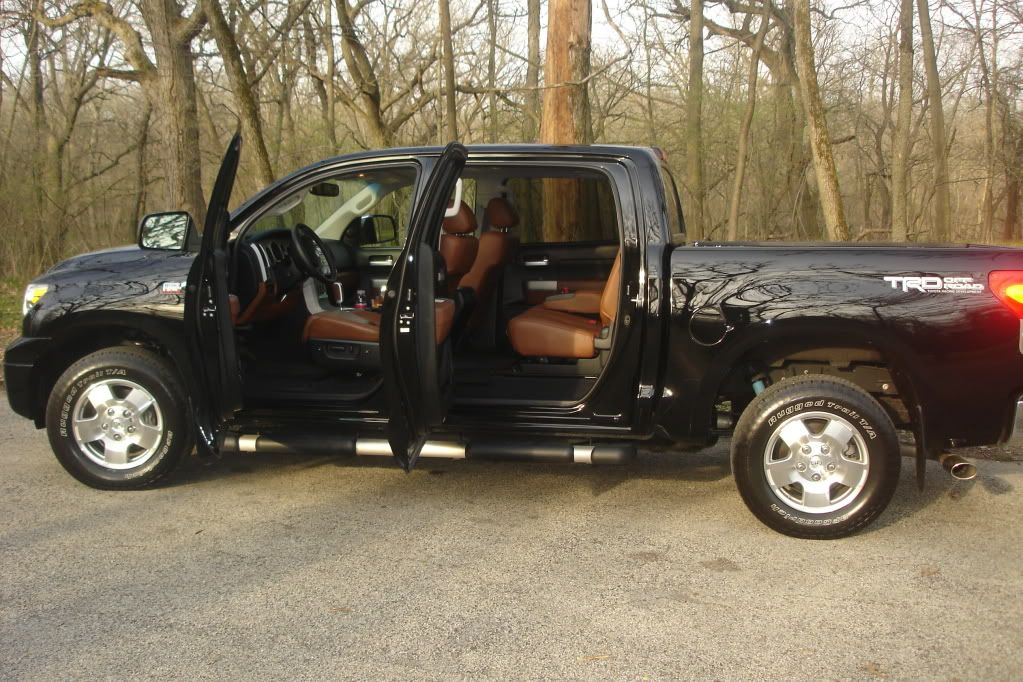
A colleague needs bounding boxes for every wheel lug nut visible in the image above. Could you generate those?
[801,445,812,454]
[821,444,830,454]
[113,434,122,441]
[796,463,806,471]
[123,410,131,417]
[812,473,822,481]
[101,423,109,430]
[827,463,836,471]
[107,408,115,416]
[127,426,136,433]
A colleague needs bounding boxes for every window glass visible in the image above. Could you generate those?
[246,166,417,247]
[501,174,618,244]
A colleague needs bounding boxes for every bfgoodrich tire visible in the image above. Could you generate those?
[45,346,193,489]
[731,375,900,539]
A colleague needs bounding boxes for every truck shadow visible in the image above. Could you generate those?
[865,459,1016,533]
[171,447,1015,533]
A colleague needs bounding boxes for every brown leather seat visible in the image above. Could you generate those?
[304,300,456,346]
[460,197,517,305]
[439,201,478,294]
[507,252,621,358]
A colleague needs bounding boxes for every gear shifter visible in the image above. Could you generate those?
[327,281,344,307]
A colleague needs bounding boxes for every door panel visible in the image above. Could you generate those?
[184,132,243,447]
[381,142,468,470]
[506,241,618,309]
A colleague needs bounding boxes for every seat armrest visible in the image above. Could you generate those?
[593,325,613,350]
[543,289,602,314]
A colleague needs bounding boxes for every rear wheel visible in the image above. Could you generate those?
[731,375,900,539]
[45,346,193,489]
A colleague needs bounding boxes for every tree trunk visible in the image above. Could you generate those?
[337,0,390,148]
[487,0,498,143]
[685,0,705,241]
[202,0,274,187]
[793,0,849,240]
[523,0,541,141]
[141,0,206,224]
[438,0,458,141]
[540,0,592,242]
[726,6,770,241]
[1005,176,1020,242]
[130,102,153,237]
[917,0,950,241]
[891,0,914,241]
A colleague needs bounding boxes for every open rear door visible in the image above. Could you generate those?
[381,142,467,471]
[184,133,243,452]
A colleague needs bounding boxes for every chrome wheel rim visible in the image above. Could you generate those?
[71,379,164,470]
[763,411,870,514]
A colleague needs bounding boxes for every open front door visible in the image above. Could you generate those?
[184,133,243,452]
[381,142,467,471]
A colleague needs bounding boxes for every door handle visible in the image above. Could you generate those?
[369,256,394,267]
[523,257,549,267]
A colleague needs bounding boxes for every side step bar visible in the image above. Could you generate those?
[220,434,635,465]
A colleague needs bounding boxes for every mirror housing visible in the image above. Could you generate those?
[138,211,197,251]
[353,214,398,246]
[309,181,340,197]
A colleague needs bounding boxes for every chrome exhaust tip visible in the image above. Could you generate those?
[939,453,977,481]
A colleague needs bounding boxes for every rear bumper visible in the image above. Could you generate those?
[1004,396,1023,447]
[3,336,50,424]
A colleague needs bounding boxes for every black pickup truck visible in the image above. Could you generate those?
[7,138,1023,538]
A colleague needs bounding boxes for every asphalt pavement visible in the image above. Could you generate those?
[1,397,1021,680]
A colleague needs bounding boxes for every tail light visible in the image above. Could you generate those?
[989,271,1023,318]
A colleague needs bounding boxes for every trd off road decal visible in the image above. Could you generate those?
[882,275,984,294]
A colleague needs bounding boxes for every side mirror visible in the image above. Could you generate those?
[357,214,398,245]
[138,211,196,251]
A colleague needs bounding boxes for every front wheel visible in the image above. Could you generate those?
[45,346,193,489]
[731,375,900,539]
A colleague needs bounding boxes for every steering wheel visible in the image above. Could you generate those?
[290,223,337,284]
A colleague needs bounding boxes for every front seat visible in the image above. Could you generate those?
[439,201,478,295]
[458,196,518,310]
[303,302,456,347]
[506,251,621,359]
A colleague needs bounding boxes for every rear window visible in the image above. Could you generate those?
[502,174,618,245]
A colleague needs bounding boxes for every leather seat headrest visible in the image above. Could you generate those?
[443,201,477,235]
[485,197,519,230]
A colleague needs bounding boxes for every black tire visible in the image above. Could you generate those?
[731,375,900,539]
[45,346,193,490]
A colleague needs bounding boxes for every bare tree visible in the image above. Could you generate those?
[439,0,458,140]
[917,0,951,241]
[793,0,849,240]
[685,0,704,241]
[540,0,592,241]
[726,4,771,241]
[891,0,915,241]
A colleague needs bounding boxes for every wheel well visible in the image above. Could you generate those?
[716,345,914,430]
[29,325,181,426]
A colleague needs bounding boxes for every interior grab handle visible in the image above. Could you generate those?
[524,257,549,267]
[369,256,394,267]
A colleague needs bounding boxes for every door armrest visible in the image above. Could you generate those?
[543,289,601,314]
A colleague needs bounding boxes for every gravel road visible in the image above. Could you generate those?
[1,397,1021,680]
